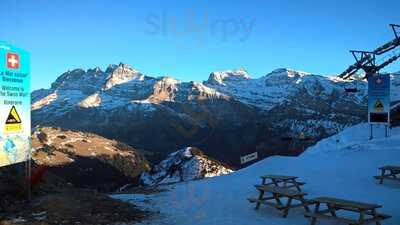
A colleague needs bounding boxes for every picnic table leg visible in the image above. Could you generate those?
[371,209,382,225]
[292,179,302,192]
[283,197,293,218]
[273,193,283,206]
[255,190,265,210]
[299,196,310,213]
[327,204,337,217]
[272,179,280,187]
[390,170,399,179]
[358,209,365,225]
[379,169,385,184]
[261,177,266,185]
[310,203,320,225]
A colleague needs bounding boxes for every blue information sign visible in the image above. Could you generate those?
[0,41,31,167]
[368,74,390,124]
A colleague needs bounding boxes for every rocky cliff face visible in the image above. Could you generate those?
[32,126,150,191]
[140,147,232,186]
[31,63,400,168]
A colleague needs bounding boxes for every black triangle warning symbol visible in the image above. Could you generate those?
[374,100,384,111]
[5,106,21,124]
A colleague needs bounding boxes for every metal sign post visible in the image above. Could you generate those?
[385,125,388,138]
[368,74,391,139]
[0,41,31,200]
[370,124,373,140]
[25,148,32,201]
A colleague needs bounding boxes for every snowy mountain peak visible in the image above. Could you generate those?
[103,63,144,90]
[105,64,118,73]
[51,69,87,89]
[207,69,250,85]
[87,66,103,74]
[140,147,233,186]
[190,82,226,100]
[159,76,180,85]
[267,68,311,78]
[233,68,250,78]
[148,77,180,102]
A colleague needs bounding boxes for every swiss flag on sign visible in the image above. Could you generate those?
[6,52,19,69]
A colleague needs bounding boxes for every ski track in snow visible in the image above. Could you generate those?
[113,124,400,225]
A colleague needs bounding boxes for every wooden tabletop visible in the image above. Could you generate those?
[255,185,306,197]
[312,197,381,210]
[260,175,298,180]
[379,165,400,171]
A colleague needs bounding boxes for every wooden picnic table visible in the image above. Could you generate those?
[305,197,391,225]
[260,175,306,191]
[374,165,400,184]
[248,184,310,218]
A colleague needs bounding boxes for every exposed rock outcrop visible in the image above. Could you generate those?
[140,147,232,186]
[32,127,150,191]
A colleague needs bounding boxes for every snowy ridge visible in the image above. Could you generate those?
[32,91,58,110]
[103,63,144,90]
[32,64,230,113]
[113,123,400,225]
[32,64,400,113]
[140,147,233,186]
[207,69,250,85]
[205,68,373,109]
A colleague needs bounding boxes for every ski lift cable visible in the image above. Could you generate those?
[376,53,400,72]
[376,48,400,65]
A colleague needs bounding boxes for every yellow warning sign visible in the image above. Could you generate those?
[374,100,384,112]
[4,106,22,133]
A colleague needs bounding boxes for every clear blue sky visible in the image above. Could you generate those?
[1,0,400,91]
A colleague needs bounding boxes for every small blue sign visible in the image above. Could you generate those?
[368,74,390,124]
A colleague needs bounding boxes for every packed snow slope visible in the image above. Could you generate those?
[113,123,400,225]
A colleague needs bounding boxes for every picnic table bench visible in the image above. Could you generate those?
[305,197,391,225]
[374,165,400,184]
[248,184,310,218]
[260,175,306,191]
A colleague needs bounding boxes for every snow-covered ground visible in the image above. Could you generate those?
[113,123,400,225]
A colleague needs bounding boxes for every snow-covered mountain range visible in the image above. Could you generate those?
[31,63,400,167]
[32,64,373,112]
